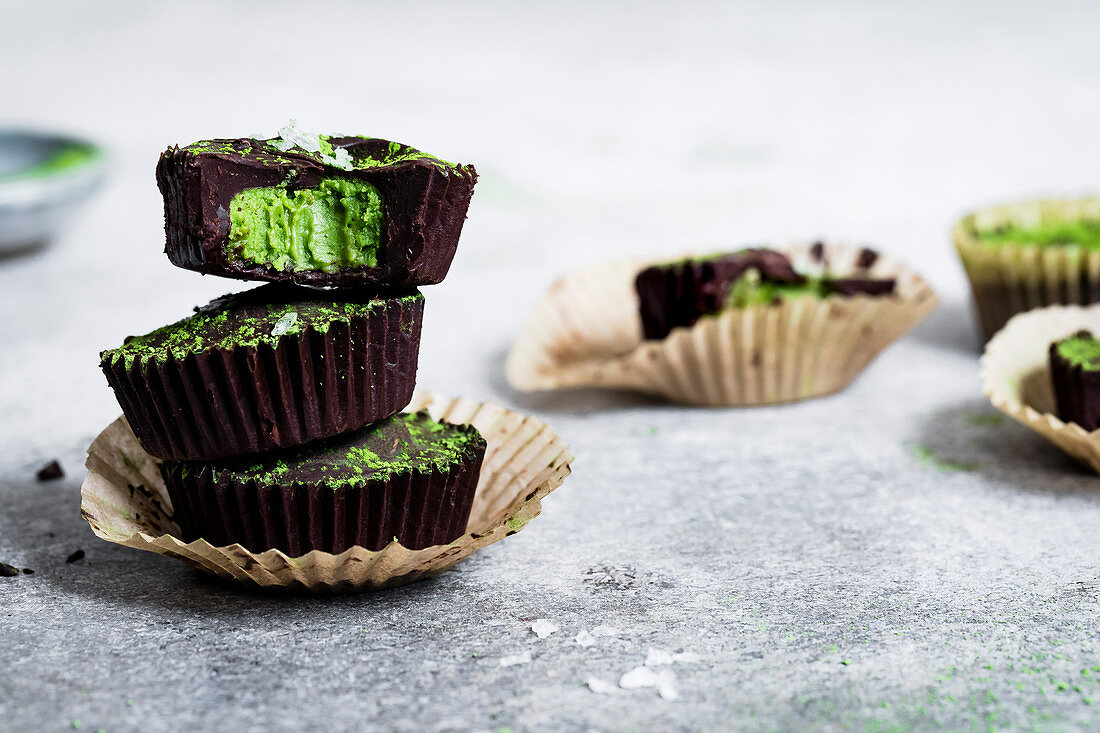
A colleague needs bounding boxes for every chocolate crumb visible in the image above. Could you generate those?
[0,563,18,577]
[36,460,64,481]
[21,568,34,575]
[809,241,826,262]
[856,247,879,269]
[65,549,85,564]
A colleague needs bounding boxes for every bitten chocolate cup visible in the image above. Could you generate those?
[99,284,424,462]
[161,411,486,555]
[506,242,936,406]
[157,136,476,288]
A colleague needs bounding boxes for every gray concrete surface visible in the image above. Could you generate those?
[4,1,1100,731]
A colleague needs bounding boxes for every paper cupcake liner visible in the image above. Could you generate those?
[506,242,937,406]
[981,304,1100,473]
[162,437,484,554]
[80,390,573,592]
[101,294,423,461]
[954,197,1100,341]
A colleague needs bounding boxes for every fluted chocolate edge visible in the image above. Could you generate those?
[100,295,424,461]
[1050,339,1100,431]
[161,441,486,554]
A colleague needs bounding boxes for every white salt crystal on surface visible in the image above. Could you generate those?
[499,651,532,667]
[619,666,678,700]
[586,677,618,695]
[575,630,596,647]
[271,312,297,336]
[591,625,621,637]
[530,619,559,639]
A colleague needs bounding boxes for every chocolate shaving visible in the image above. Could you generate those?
[36,460,64,481]
[65,549,85,564]
[856,247,879,269]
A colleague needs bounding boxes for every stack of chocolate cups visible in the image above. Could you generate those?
[99,130,483,556]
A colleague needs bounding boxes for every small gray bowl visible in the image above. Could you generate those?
[0,129,107,255]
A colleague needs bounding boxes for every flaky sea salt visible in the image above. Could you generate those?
[274,119,322,153]
[273,119,354,170]
[321,146,354,171]
[271,312,298,336]
[577,625,621,648]
[586,677,618,695]
[530,619,559,639]
[619,666,678,700]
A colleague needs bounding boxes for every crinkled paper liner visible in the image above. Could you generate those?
[505,242,938,406]
[954,197,1100,341]
[80,390,573,592]
[981,304,1100,473]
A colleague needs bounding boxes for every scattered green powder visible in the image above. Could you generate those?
[965,413,1007,428]
[910,444,979,473]
[100,288,422,368]
[180,135,463,173]
[975,220,1100,249]
[178,411,481,489]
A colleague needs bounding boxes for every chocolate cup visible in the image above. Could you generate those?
[634,248,896,340]
[100,294,424,462]
[1050,338,1100,431]
[156,137,477,287]
[161,445,486,554]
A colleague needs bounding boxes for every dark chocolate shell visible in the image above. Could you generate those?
[160,413,487,554]
[156,136,476,288]
[1050,335,1100,431]
[100,287,424,462]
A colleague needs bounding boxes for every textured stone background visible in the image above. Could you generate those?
[3,1,1100,731]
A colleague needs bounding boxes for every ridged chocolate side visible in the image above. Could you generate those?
[156,137,476,288]
[101,295,424,462]
[1050,339,1100,431]
[161,445,486,554]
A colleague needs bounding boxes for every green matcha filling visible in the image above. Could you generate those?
[1055,331,1100,371]
[226,178,385,273]
[0,143,98,182]
[724,269,829,308]
[188,412,480,488]
[101,289,421,368]
[976,220,1100,249]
